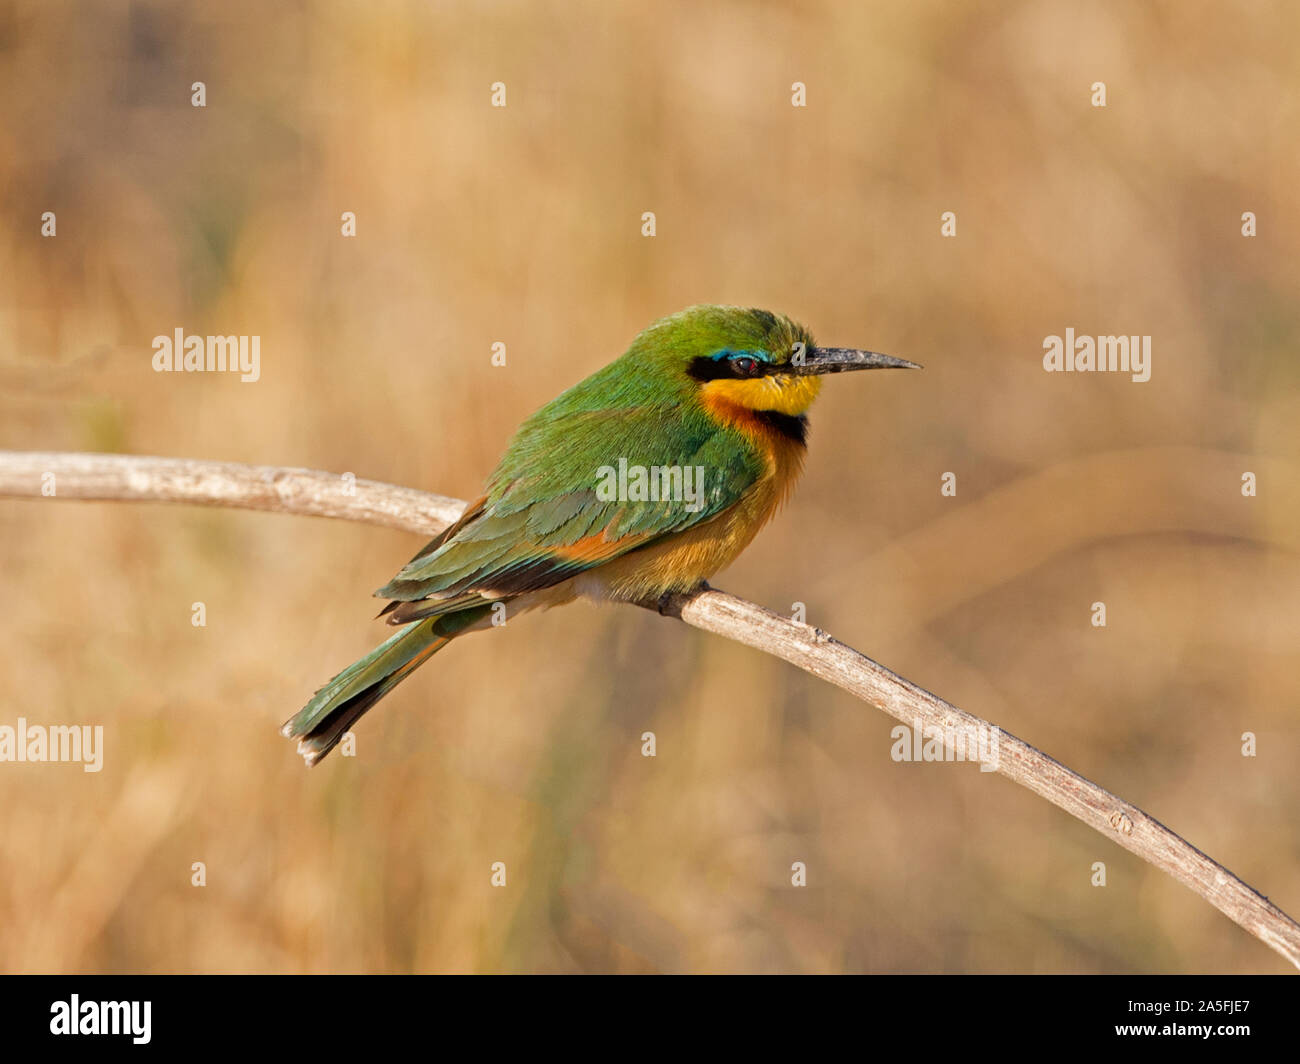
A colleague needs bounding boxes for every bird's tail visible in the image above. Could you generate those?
[282,605,491,766]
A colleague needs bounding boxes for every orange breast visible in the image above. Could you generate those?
[583,402,808,602]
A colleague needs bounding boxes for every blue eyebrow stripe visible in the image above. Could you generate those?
[710,348,771,362]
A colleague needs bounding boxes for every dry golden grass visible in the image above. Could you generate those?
[1,0,1297,972]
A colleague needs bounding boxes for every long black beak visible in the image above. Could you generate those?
[786,347,922,376]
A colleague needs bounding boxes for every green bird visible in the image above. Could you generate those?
[283,305,918,765]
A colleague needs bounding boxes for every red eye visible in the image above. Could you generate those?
[733,357,756,376]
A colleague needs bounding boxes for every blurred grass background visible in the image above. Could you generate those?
[1,0,1298,972]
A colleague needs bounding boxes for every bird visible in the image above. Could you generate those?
[283,304,918,765]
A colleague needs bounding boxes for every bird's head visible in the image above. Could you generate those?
[630,305,919,419]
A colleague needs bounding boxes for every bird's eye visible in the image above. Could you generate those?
[732,356,757,377]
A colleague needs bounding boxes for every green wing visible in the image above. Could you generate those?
[376,405,764,610]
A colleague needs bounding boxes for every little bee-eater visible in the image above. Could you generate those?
[284,304,918,765]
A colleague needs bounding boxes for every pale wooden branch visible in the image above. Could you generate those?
[3,449,1298,970]
[0,451,466,531]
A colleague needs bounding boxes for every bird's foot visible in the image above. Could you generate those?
[655,582,711,615]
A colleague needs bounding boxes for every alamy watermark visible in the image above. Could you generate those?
[1043,329,1150,383]
[50,996,150,1044]
[891,718,1000,772]
[0,718,103,772]
[595,457,707,513]
[152,328,260,382]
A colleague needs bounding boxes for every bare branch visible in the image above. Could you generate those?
[0,451,465,533]
[4,449,1298,969]
[649,589,1300,969]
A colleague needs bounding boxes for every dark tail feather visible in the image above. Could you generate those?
[283,606,489,766]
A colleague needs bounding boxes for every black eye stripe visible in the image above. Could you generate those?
[686,351,775,382]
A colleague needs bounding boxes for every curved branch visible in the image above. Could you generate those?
[0,450,466,532]
[3,449,1298,970]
